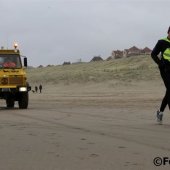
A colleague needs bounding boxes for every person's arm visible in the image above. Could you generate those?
[151,40,163,66]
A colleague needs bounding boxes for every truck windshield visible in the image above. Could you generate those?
[0,54,22,69]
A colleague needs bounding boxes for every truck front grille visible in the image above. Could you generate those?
[0,76,24,85]
[9,76,24,85]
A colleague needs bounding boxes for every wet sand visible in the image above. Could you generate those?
[0,81,170,170]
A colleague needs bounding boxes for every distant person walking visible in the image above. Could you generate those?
[151,26,170,124]
[39,84,42,93]
[35,86,38,93]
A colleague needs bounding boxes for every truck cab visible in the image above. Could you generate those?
[0,44,31,109]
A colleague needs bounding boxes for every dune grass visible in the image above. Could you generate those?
[26,55,160,85]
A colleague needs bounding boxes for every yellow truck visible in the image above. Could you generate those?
[0,43,31,109]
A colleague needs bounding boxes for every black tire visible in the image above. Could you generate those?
[18,92,29,109]
[6,98,15,108]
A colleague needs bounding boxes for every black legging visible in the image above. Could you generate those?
[160,90,168,112]
[159,67,170,111]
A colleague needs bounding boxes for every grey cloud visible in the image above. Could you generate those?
[0,0,169,66]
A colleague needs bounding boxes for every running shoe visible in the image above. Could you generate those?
[157,110,163,124]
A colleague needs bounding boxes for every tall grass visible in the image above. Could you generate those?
[26,55,160,85]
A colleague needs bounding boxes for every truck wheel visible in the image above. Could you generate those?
[6,98,15,108]
[18,92,29,109]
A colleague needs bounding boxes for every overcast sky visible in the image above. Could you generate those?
[0,0,169,66]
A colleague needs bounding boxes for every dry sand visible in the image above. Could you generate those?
[0,80,170,170]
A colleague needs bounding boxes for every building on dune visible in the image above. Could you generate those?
[110,46,152,60]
